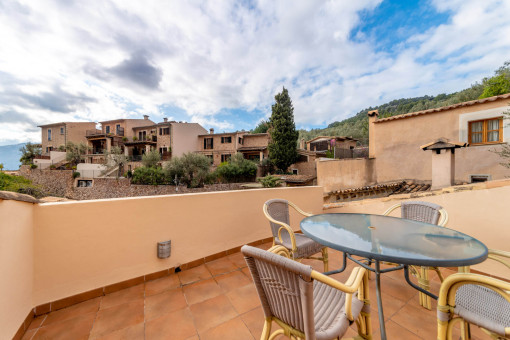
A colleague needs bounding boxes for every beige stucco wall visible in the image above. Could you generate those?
[324,181,510,280]
[0,200,34,339]
[317,158,376,193]
[243,134,269,147]
[372,99,510,183]
[32,186,323,305]
[171,123,208,157]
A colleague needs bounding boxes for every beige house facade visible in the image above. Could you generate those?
[39,122,96,155]
[370,93,510,184]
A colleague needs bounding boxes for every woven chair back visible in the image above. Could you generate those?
[242,245,314,336]
[401,201,442,225]
[265,199,293,244]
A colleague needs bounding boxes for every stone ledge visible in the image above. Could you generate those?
[0,191,39,204]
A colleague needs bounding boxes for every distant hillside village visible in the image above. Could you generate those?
[8,92,508,202]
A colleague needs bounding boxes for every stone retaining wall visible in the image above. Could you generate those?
[19,166,73,197]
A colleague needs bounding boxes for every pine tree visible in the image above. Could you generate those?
[268,87,299,172]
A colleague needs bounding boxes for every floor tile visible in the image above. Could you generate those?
[390,302,437,339]
[183,278,222,305]
[100,284,144,310]
[240,307,265,339]
[226,284,260,314]
[372,320,422,340]
[145,287,187,321]
[32,311,95,340]
[91,322,144,340]
[199,316,254,340]
[90,300,144,338]
[145,273,181,296]
[205,257,238,276]
[227,252,248,268]
[21,328,38,340]
[43,297,100,326]
[178,265,212,285]
[214,270,251,293]
[369,292,407,320]
[189,295,238,333]
[241,266,253,280]
[27,315,47,330]
[145,307,197,340]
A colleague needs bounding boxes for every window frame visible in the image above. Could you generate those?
[221,154,231,162]
[468,117,503,145]
[221,136,232,144]
[60,127,64,135]
[105,126,110,134]
[204,137,214,150]
[47,129,52,141]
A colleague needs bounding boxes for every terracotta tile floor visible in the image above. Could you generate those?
[23,243,490,340]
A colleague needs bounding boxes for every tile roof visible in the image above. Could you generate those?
[375,93,510,123]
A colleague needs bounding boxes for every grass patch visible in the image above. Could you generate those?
[0,172,47,198]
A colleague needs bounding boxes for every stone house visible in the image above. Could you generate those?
[38,122,96,155]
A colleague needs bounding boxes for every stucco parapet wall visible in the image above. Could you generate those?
[0,190,40,204]
[323,178,510,210]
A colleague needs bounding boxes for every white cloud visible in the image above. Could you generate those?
[0,0,509,145]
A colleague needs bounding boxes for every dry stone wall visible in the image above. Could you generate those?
[19,166,73,197]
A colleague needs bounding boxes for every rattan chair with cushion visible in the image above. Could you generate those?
[263,199,329,272]
[383,200,448,309]
[437,249,510,340]
[242,245,371,340]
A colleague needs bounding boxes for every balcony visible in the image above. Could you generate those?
[2,181,509,339]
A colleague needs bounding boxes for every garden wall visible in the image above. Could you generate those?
[19,166,73,197]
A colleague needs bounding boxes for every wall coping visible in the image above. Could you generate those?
[0,191,39,204]
[323,178,510,210]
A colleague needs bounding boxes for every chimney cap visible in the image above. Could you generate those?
[209,128,214,134]
[163,118,168,122]
[367,110,379,117]
[143,115,149,120]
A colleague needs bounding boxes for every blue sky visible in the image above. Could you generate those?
[0,0,509,145]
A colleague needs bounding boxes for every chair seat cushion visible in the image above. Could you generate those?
[275,233,325,258]
[313,281,364,340]
[455,284,510,336]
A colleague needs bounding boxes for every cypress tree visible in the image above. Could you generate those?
[268,87,299,172]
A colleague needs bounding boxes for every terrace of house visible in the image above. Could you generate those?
[2,180,510,339]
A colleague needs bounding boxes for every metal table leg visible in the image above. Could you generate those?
[374,260,387,340]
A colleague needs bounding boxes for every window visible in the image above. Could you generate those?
[139,131,147,141]
[206,155,213,163]
[238,137,243,145]
[221,154,231,162]
[60,127,64,134]
[221,136,232,143]
[292,169,298,175]
[47,129,52,141]
[204,138,213,149]
[159,147,167,154]
[468,118,503,144]
[116,124,120,133]
[105,126,110,134]
[159,127,169,135]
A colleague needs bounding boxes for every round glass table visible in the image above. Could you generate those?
[300,213,488,340]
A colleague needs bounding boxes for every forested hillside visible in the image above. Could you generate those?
[298,61,510,145]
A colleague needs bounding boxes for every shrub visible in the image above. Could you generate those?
[122,137,128,142]
[58,145,66,152]
[215,153,257,183]
[257,175,282,188]
[49,164,56,170]
[131,166,165,185]
[132,136,138,141]
[30,164,38,169]
[142,149,161,168]
[72,171,80,179]
[0,172,46,198]
[164,153,211,188]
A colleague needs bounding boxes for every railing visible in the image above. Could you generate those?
[334,147,369,159]
[34,155,51,160]
[116,127,125,137]
[89,149,105,155]
[86,129,104,136]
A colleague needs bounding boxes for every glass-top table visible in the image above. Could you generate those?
[300,213,488,340]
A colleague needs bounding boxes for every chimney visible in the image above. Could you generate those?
[367,110,379,158]
[210,128,214,134]
[143,115,149,120]
[299,138,305,150]
[163,118,168,123]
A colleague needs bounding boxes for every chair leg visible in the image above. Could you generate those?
[460,321,471,340]
[414,266,432,310]
[322,247,329,272]
[261,318,272,340]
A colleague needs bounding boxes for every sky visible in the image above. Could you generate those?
[0,0,510,146]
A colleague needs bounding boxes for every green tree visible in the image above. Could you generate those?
[131,166,165,185]
[480,61,510,98]
[215,153,257,182]
[268,87,299,172]
[164,153,211,188]
[251,120,269,134]
[66,142,90,165]
[0,163,3,172]
[492,107,510,167]
[142,149,161,168]
[19,142,41,165]
[104,146,129,178]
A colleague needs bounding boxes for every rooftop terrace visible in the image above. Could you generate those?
[2,180,510,339]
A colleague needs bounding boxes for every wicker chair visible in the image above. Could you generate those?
[437,249,510,340]
[383,200,448,309]
[242,245,371,340]
[263,199,329,272]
